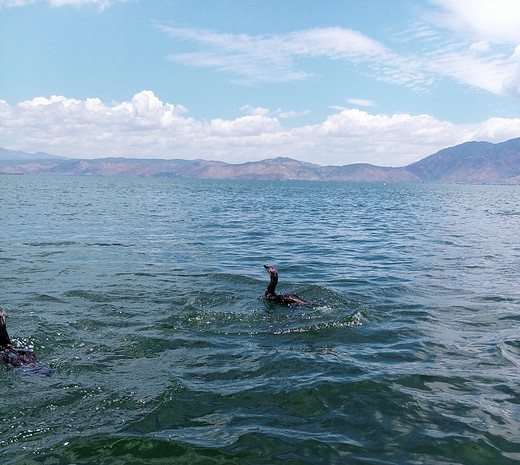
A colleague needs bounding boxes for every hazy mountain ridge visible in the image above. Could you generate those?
[407,139,520,183]
[0,147,64,161]
[2,137,520,183]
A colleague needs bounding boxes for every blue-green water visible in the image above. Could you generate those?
[1,175,520,464]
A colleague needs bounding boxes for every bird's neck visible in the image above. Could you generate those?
[266,274,278,295]
[0,323,12,348]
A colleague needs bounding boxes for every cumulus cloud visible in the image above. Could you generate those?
[0,91,198,158]
[210,115,280,137]
[2,91,520,166]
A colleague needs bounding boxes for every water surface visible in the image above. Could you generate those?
[1,176,520,464]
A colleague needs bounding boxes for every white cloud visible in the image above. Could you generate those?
[160,24,440,93]
[0,0,128,8]
[2,91,520,166]
[277,109,310,119]
[503,66,520,99]
[346,98,376,107]
[160,25,389,85]
[50,0,114,6]
[0,91,199,157]
[239,105,270,116]
[421,0,520,97]
[159,22,520,99]
[4,1,520,101]
[210,115,280,137]
[430,0,520,44]
[240,104,309,119]
[423,47,513,95]
[0,0,31,5]
[469,41,490,53]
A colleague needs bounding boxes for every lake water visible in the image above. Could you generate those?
[1,175,520,464]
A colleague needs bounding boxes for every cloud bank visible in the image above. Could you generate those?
[2,91,520,166]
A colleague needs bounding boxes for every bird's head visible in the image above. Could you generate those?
[263,265,278,278]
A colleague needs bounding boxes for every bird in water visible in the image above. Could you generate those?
[263,265,309,307]
[0,308,48,373]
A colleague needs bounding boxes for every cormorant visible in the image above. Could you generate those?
[263,265,309,307]
[1,308,40,368]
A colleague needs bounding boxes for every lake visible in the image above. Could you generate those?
[1,175,520,464]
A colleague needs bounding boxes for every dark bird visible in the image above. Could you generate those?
[263,265,309,307]
[0,308,42,370]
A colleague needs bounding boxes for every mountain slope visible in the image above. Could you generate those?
[0,147,64,161]
[1,137,520,183]
[408,138,520,183]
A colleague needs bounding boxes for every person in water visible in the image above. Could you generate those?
[263,265,309,306]
[0,308,40,368]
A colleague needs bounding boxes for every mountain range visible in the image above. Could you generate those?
[2,137,520,184]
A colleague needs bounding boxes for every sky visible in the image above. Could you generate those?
[1,0,520,166]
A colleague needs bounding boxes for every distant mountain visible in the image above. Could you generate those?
[407,138,520,183]
[0,147,64,161]
[1,137,520,183]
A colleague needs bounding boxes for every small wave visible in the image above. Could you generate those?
[500,339,520,368]
[23,241,77,247]
[34,294,65,303]
[86,242,135,248]
[64,289,111,303]
[478,295,517,303]
[12,432,353,465]
[273,311,363,335]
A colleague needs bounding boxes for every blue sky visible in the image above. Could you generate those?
[1,0,520,166]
